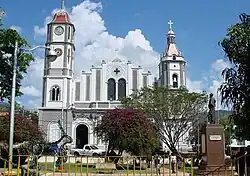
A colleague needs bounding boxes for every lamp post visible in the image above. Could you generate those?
[197,116,200,154]
[8,42,57,169]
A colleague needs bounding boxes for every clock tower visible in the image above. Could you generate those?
[41,1,75,109]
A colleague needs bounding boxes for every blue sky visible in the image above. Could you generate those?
[1,0,249,109]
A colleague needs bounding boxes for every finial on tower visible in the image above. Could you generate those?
[168,20,173,31]
[61,0,65,10]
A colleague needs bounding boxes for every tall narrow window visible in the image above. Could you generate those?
[68,26,71,40]
[118,78,126,100]
[67,49,71,66]
[173,55,176,60]
[107,78,116,101]
[50,85,60,101]
[172,74,178,88]
[47,27,51,41]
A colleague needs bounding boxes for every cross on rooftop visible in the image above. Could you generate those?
[114,68,120,74]
[168,20,173,30]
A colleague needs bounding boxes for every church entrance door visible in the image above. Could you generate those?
[76,124,88,149]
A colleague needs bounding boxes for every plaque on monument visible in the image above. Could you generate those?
[209,134,222,141]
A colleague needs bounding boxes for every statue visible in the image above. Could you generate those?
[27,120,73,170]
[0,120,73,174]
[207,93,216,124]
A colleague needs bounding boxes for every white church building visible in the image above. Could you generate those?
[38,6,192,152]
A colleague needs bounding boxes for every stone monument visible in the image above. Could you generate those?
[198,93,225,173]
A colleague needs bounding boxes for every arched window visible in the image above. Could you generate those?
[172,74,178,88]
[118,78,126,100]
[107,78,116,101]
[173,55,176,60]
[50,85,61,101]
[48,123,61,142]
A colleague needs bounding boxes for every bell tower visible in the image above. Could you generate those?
[42,0,75,108]
[158,20,186,89]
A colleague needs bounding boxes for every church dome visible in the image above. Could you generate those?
[51,10,71,24]
[168,30,175,35]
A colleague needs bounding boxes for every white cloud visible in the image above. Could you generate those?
[27,99,41,109]
[10,25,22,33]
[21,85,40,97]
[21,0,230,110]
[206,59,230,110]
[33,8,59,40]
[186,58,230,110]
[186,78,204,93]
[22,57,44,87]
[211,59,230,73]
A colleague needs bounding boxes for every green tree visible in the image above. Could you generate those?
[219,116,235,145]
[122,86,207,154]
[0,115,44,142]
[186,121,205,152]
[95,108,159,156]
[219,13,250,140]
[0,29,34,101]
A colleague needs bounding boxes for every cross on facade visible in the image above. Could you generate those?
[114,68,120,74]
[168,20,173,30]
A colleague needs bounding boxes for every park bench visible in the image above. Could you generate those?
[95,163,116,174]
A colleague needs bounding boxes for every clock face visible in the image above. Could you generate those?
[54,26,64,36]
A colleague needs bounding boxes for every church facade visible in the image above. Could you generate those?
[38,9,191,152]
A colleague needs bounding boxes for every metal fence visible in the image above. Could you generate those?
[3,155,250,176]
[1,155,195,176]
[205,154,249,176]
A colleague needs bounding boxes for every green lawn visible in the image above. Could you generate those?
[163,165,193,174]
[38,163,193,174]
[39,163,153,174]
[40,163,96,173]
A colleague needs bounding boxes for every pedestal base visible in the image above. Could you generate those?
[194,166,235,176]
[201,124,225,166]
[198,124,228,175]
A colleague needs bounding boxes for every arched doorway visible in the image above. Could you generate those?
[76,124,89,149]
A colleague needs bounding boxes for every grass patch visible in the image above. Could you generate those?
[39,163,151,174]
[40,163,96,173]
